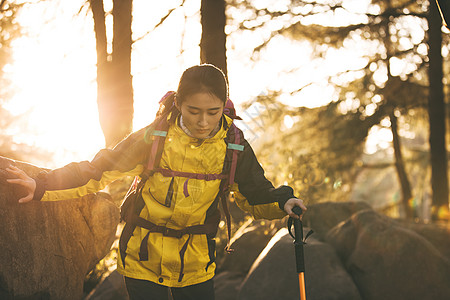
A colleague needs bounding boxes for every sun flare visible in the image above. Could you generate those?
[5,0,368,168]
[4,0,104,167]
[5,0,209,168]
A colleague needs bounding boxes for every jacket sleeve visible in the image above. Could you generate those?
[232,137,296,219]
[33,126,153,202]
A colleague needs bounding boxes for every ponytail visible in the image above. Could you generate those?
[156,91,179,123]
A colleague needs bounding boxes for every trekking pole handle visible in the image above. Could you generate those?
[287,206,304,241]
[292,208,303,244]
[292,206,303,216]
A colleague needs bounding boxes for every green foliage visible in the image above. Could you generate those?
[245,94,368,203]
[231,0,443,212]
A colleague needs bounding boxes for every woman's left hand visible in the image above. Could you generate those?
[284,198,307,219]
[6,165,36,203]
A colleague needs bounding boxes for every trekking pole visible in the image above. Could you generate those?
[436,0,450,29]
[288,206,313,300]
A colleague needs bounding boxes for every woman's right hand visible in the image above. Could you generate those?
[6,165,37,203]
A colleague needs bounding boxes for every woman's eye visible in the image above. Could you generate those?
[189,111,199,115]
[208,112,219,116]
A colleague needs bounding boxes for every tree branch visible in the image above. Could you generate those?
[133,0,186,44]
[0,0,6,12]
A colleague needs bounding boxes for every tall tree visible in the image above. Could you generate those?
[231,0,447,218]
[384,1,414,219]
[200,0,227,77]
[90,0,133,148]
[427,0,448,218]
[390,111,414,218]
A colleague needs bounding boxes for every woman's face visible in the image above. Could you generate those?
[176,92,224,139]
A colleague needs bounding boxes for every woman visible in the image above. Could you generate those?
[7,64,306,300]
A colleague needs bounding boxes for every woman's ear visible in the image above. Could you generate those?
[174,96,181,110]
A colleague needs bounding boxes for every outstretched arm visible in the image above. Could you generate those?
[6,125,152,203]
[6,165,36,203]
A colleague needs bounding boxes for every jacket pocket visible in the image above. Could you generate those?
[146,173,175,207]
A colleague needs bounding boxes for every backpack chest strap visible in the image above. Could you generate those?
[153,167,228,197]
[155,168,227,181]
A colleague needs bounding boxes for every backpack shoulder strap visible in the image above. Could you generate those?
[226,123,244,188]
[220,122,245,252]
[120,115,169,221]
[140,91,175,180]
[142,116,169,180]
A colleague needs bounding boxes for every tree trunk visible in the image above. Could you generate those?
[200,0,227,77]
[427,0,449,219]
[109,0,133,146]
[390,112,414,219]
[383,3,414,220]
[90,0,133,148]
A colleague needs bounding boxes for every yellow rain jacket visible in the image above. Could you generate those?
[33,114,295,287]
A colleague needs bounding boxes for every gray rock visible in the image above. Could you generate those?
[302,201,371,240]
[215,219,285,300]
[217,219,284,274]
[238,229,361,300]
[85,270,128,300]
[326,209,450,300]
[214,271,245,300]
[0,156,119,300]
[397,219,450,261]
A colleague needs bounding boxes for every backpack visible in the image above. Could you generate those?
[120,91,244,253]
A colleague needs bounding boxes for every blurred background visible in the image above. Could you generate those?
[1,0,449,222]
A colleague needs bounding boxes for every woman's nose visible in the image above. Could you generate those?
[198,114,208,126]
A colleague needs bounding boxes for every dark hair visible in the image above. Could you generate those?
[177,64,228,105]
[157,64,228,121]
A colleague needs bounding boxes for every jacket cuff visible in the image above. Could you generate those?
[275,185,295,211]
[33,171,47,201]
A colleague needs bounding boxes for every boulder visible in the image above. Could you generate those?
[397,219,450,260]
[85,270,128,300]
[302,201,371,240]
[238,228,361,300]
[0,157,119,300]
[214,271,245,300]
[217,219,284,274]
[326,209,450,300]
[215,218,285,300]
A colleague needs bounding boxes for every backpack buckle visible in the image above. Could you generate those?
[163,227,183,238]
